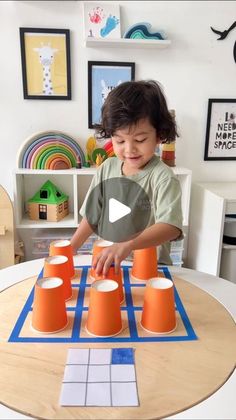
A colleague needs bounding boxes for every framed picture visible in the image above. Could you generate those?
[19,28,71,100]
[204,99,236,160]
[83,2,121,39]
[88,61,135,128]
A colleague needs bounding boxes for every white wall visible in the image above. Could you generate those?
[1,0,236,198]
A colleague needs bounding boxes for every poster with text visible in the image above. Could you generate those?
[204,99,236,160]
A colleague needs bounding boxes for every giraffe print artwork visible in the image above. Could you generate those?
[33,43,58,95]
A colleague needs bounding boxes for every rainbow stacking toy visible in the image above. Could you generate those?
[17,131,85,169]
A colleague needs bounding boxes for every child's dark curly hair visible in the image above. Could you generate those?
[96,80,178,142]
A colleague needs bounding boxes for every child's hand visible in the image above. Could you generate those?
[92,242,132,276]
[71,245,77,256]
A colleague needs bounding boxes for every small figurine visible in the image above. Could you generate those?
[92,148,108,166]
[95,153,105,166]
[86,136,97,163]
[84,153,91,168]
[76,156,82,169]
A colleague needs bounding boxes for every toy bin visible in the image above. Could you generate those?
[170,250,184,266]
[170,238,184,266]
[170,238,184,251]
[32,229,97,258]
[32,229,70,258]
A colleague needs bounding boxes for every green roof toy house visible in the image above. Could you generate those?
[28,180,69,222]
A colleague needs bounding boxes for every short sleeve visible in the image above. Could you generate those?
[153,176,183,235]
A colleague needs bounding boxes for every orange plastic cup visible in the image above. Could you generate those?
[86,279,122,337]
[90,239,113,280]
[92,265,124,304]
[141,278,176,334]
[31,276,68,333]
[43,255,72,301]
[49,240,75,279]
[131,247,158,281]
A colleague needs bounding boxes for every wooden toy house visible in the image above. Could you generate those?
[28,180,69,222]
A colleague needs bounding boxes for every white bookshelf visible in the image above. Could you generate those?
[13,167,192,262]
[14,167,191,229]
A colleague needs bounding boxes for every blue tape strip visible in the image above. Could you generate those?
[70,266,88,341]
[123,266,139,340]
[174,284,197,340]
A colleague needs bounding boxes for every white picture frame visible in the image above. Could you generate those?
[83,2,121,39]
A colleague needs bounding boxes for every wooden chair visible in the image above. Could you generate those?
[0,185,15,268]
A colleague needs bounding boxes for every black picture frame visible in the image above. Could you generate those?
[204,98,236,160]
[19,27,71,100]
[88,61,135,128]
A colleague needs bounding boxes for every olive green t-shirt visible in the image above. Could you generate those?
[80,155,183,264]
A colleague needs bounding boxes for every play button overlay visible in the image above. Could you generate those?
[109,198,131,223]
[84,177,151,243]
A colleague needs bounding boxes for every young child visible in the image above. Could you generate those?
[71,80,183,276]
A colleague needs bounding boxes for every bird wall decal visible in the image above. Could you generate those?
[211,21,236,63]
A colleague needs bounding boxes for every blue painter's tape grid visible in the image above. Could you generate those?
[8,265,198,343]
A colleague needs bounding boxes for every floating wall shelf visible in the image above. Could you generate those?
[85,37,171,49]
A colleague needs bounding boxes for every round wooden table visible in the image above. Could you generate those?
[0,256,235,420]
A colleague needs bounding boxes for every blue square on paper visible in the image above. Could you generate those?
[111,348,134,365]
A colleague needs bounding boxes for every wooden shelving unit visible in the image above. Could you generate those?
[13,166,191,262]
[14,166,191,229]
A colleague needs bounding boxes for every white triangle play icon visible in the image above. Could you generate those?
[109,198,131,223]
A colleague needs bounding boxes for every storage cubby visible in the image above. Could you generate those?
[14,168,95,228]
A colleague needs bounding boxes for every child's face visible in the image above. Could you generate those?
[112,118,160,174]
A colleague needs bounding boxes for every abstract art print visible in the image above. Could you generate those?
[19,28,71,100]
[83,2,121,39]
[88,61,135,128]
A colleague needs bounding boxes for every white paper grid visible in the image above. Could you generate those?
[60,348,139,407]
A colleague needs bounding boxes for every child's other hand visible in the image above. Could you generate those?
[93,242,132,276]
